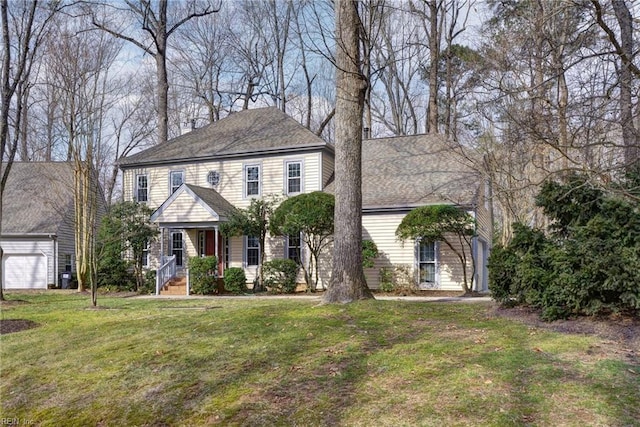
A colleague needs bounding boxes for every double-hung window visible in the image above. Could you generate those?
[245,164,260,197]
[246,236,260,266]
[142,241,150,267]
[285,161,302,195]
[418,240,437,285]
[136,174,148,202]
[286,234,302,264]
[171,231,184,267]
[170,170,184,194]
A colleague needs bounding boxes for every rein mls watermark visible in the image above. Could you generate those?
[0,418,35,425]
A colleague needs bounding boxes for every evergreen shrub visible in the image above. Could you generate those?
[224,267,248,294]
[189,256,218,295]
[263,258,299,293]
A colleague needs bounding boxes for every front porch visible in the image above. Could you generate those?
[150,183,235,295]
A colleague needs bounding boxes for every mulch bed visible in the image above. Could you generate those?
[0,319,40,335]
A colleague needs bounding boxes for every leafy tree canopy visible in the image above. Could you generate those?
[396,204,475,242]
[269,191,334,237]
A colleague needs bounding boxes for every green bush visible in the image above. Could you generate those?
[189,256,218,295]
[379,267,395,292]
[139,270,156,295]
[489,174,640,320]
[487,245,518,305]
[224,267,247,294]
[263,258,299,293]
[362,240,379,268]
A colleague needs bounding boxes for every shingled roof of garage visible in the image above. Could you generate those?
[325,134,481,210]
[2,162,75,235]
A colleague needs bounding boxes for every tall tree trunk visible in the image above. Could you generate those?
[612,0,639,168]
[323,0,373,303]
[427,0,439,134]
[155,0,169,146]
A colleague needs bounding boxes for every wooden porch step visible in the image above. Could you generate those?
[160,277,187,296]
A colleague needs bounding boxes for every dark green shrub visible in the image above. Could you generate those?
[263,258,299,293]
[189,256,218,295]
[379,267,395,292]
[224,267,247,294]
[487,245,518,305]
[139,270,156,295]
[362,240,379,268]
[491,174,640,321]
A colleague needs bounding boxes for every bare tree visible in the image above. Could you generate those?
[592,0,640,169]
[89,0,219,146]
[45,17,120,297]
[323,0,373,303]
[0,0,57,299]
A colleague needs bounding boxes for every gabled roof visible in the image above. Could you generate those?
[326,134,481,211]
[2,162,75,235]
[120,107,332,167]
[150,184,235,224]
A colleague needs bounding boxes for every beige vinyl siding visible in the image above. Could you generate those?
[362,213,414,289]
[155,191,217,223]
[123,151,324,210]
[322,151,335,189]
[361,212,473,292]
[475,203,492,243]
[437,234,472,291]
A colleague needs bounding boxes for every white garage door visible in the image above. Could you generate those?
[2,254,47,289]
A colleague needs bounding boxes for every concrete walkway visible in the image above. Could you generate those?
[136,293,492,303]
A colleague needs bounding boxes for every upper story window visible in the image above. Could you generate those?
[170,170,184,194]
[136,174,148,202]
[245,164,261,197]
[286,161,302,195]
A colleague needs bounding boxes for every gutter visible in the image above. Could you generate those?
[362,202,476,215]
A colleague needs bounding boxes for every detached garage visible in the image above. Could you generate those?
[1,162,79,290]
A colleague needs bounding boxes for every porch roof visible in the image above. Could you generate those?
[150,184,235,226]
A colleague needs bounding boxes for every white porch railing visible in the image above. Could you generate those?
[156,255,177,295]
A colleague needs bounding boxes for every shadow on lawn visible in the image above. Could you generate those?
[58,299,638,426]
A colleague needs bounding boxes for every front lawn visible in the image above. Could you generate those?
[1,292,638,426]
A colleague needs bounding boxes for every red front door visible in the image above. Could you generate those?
[205,230,215,256]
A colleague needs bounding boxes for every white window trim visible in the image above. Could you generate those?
[142,241,150,268]
[284,160,304,195]
[169,170,184,195]
[285,233,303,264]
[416,239,440,288]
[136,174,149,203]
[243,163,262,198]
[171,230,184,267]
[244,235,260,267]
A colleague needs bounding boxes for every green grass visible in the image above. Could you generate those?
[1,292,638,426]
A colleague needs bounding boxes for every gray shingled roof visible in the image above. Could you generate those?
[2,162,75,234]
[185,184,236,220]
[326,134,480,210]
[120,107,331,167]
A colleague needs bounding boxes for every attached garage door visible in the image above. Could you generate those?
[2,254,47,289]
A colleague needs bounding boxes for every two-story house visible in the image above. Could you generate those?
[119,107,491,294]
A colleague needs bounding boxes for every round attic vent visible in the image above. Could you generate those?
[207,170,220,186]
